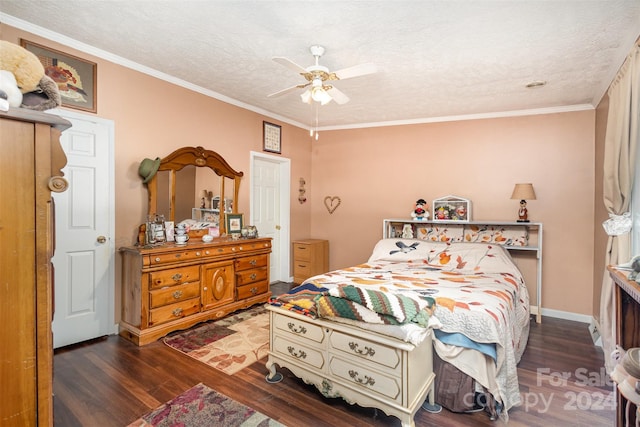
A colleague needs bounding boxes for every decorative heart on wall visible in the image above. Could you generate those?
[324,196,341,214]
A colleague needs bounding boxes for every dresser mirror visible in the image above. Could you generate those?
[146,146,243,234]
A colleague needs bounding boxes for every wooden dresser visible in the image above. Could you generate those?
[608,266,640,426]
[120,237,271,345]
[292,239,329,284]
[0,109,71,426]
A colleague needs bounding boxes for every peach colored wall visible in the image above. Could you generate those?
[311,112,596,316]
[3,24,600,318]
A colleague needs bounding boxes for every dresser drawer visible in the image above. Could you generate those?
[149,282,200,309]
[235,254,268,271]
[236,280,269,300]
[149,265,200,289]
[273,313,325,344]
[149,298,200,326]
[330,331,401,370]
[329,355,401,401]
[293,243,313,262]
[236,267,268,286]
[272,335,326,370]
[293,261,312,280]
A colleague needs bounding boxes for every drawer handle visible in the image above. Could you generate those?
[172,308,183,317]
[349,342,376,357]
[196,252,201,256]
[287,346,307,359]
[250,273,257,280]
[172,290,183,299]
[155,257,161,262]
[349,370,375,386]
[250,259,257,266]
[287,322,307,335]
[250,287,258,295]
[171,273,183,282]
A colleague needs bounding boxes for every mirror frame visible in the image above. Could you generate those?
[146,146,243,234]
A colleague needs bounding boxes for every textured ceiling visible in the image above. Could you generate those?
[1,1,640,130]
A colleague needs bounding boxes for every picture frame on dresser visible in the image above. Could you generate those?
[226,213,244,235]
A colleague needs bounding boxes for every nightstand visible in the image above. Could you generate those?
[292,239,329,284]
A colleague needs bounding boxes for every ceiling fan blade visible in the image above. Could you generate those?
[326,86,350,104]
[268,83,310,98]
[272,57,308,75]
[332,62,377,80]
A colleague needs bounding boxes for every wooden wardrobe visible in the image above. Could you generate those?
[0,109,71,426]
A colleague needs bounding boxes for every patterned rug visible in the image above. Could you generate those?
[163,305,270,375]
[127,382,284,427]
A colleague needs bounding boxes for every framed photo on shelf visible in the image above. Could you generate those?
[263,121,281,154]
[20,39,97,113]
[432,195,471,222]
[225,213,244,235]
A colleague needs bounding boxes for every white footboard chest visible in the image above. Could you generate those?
[265,305,435,427]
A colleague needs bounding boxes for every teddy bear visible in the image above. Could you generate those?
[0,40,61,111]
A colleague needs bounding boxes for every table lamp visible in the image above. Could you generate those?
[510,183,536,222]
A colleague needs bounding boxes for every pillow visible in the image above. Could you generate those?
[367,238,447,262]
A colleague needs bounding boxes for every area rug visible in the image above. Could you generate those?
[127,382,284,427]
[163,305,270,375]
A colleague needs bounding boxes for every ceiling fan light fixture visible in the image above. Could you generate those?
[300,89,312,104]
[311,86,332,105]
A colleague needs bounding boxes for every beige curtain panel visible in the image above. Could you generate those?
[601,43,640,373]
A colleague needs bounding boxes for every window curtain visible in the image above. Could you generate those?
[601,43,640,373]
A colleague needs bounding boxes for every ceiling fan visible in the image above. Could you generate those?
[268,45,377,105]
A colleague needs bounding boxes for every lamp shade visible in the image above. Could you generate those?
[510,183,536,200]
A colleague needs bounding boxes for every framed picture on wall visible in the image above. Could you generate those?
[263,121,281,154]
[20,39,97,113]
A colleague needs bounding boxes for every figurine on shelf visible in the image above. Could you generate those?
[411,198,429,220]
[518,200,529,222]
[402,224,414,239]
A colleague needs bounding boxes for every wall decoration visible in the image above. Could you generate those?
[21,39,97,113]
[298,178,307,204]
[432,195,471,222]
[324,196,341,214]
[263,121,281,154]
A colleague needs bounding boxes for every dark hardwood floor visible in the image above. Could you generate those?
[52,283,615,426]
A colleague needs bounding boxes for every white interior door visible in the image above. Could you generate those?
[250,152,290,282]
[51,110,115,348]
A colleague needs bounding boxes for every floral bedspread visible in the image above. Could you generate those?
[271,239,530,414]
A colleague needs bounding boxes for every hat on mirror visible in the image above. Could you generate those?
[138,157,161,184]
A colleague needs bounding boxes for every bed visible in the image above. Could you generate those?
[265,238,530,425]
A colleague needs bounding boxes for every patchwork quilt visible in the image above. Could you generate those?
[269,239,531,414]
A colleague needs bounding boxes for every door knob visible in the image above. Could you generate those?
[97,236,107,244]
[275,225,281,230]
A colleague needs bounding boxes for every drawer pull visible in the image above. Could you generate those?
[349,370,375,386]
[349,342,376,357]
[171,273,183,282]
[155,257,161,262]
[172,308,183,317]
[172,290,183,299]
[250,287,258,295]
[287,322,307,335]
[250,273,257,280]
[287,346,307,359]
[250,259,257,266]
[196,252,201,256]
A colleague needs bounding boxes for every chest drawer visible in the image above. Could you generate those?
[272,334,326,370]
[237,280,269,300]
[149,265,200,289]
[293,242,313,262]
[149,282,200,309]
[272,313,325,344]
[149,298,200,326]
[235,254,268,271]
[329,355,401,401]
[330,331,401,370]
[236,267,268,286]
